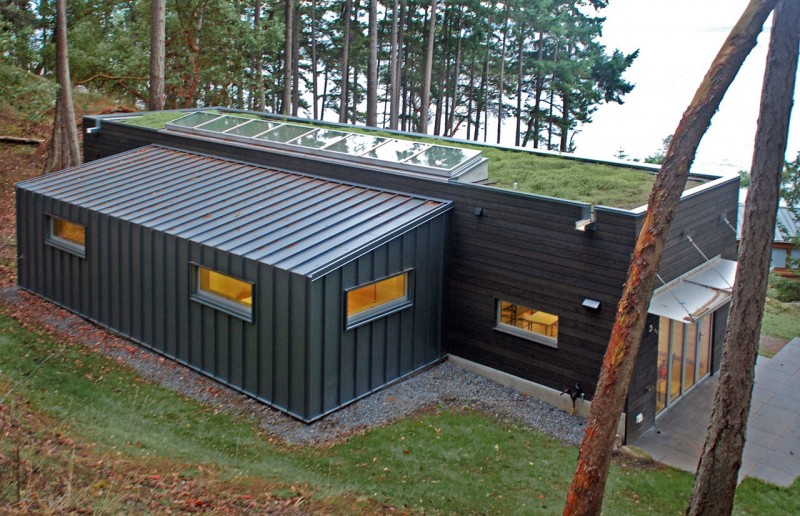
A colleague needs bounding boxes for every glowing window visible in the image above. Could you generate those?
[347,273,410,325]
[46,216,86,256]
[496,300,558,347]
[193,266,253,319]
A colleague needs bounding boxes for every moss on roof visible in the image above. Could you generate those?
[115,110,702,209]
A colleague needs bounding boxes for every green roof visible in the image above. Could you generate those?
[119,109,703,209]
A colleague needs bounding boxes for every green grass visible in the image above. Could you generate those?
[115,109,714,209]
[761,298,800,340]
[1,311,794,513]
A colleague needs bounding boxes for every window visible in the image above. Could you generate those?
[496,300,558,347]
[46,215,86,256]
[346,272,411,327]
[192,266,253,320]
[656,315,712,413]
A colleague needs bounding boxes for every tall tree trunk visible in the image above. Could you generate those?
[533,32,545,149]
[563,1,779,514]
[497,5,509,144]
[560,40,575,152]
[389,0,402,130]
[514,25,524,146]
[687,2,799,512]
[255,0,266,112]
[447,6,464,137]
[148,0,165,111]
[291,0,300,116]
[418,0,437,133]
[339,0,352,123]
[282,0,293,115]
[44,0,81,174]
[466,60,475,139]
[366,0,378,126]
[474,54,488,141]
[311,0,318,119]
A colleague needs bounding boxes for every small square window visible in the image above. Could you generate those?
[46,215,86,257]
[191,265,253,321]
[346,272,411,328]
[496,300,558,347]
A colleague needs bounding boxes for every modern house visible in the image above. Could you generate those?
[17,108,739,440]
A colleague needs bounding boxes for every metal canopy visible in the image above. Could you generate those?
[648,258,737,323]
[23,145,452,277]
[163,113,488,182]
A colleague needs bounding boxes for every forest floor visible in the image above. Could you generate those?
[1,114,799,513]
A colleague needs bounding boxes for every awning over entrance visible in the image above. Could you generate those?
[648,258,737,322]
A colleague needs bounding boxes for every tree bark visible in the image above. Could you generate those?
[44,0,81,174]
[254,0,266,112]
[563,1,779,514]
[282,0,293,115]
[533,32,545,149]
[311,0,318,119]
[148,0,165,111]
[514,25,524,147]
[389,0,402,130]
[291,0,300,116]
[418,0,437,134]
[339,0,352,123]
[366,0,378,126]
[497,5,509,144]
[687,2,799,513]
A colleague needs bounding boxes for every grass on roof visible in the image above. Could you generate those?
[118,110,706,209]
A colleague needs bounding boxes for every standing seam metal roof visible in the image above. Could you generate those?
[19,145,452,277]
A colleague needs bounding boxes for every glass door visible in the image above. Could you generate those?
[656,314,714,414]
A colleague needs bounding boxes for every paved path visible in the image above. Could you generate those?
[633,337,800,487]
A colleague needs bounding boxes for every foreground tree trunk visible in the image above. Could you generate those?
[563,1,778,514]
[687,2,800,513]
[44,0,81,174]
[149,0,165,111]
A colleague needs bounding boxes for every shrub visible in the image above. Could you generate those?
[769,273,800,303]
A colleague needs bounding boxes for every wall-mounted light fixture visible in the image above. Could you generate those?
[582,298,601,311]
[473,206,484,217]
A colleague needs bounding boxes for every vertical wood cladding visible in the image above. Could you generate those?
[81,119,739,414]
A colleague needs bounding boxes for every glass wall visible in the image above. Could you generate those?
[656,315,713,414]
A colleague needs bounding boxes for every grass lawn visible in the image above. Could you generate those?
[116,109,716,209]
[0,311,795,514]
[761,298,800,341]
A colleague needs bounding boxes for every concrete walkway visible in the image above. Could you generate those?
[633,337,800,487]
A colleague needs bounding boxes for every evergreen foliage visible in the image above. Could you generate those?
[0,0,636,152]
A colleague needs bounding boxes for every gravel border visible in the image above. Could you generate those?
[1,287,586,446]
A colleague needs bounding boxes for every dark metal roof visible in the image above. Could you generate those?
[19,145,452,277]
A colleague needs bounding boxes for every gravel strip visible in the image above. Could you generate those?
[1,287,585,446]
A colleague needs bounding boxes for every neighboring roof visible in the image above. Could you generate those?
[649,258,737,322]
[737,203,799,243]
[19,145,451,277]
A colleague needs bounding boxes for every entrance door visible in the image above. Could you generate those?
[656,315,713,414]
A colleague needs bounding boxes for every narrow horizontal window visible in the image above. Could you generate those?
[496,300,558,347]
[192,266,253,320]
[46,215,86,257]
[347,272,411,327]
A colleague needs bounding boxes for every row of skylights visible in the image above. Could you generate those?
[165,112,485,179]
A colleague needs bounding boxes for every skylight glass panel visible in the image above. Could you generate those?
[365,140,429,162]
[197,115,248,133]
[224,119,277,137]
[291,128,349,149]
[406,145,481,170]
[256,124,314,143]
[326,134,387,155]
[170,112,221,128]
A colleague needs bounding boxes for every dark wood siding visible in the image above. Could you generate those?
[625,314,659,442]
